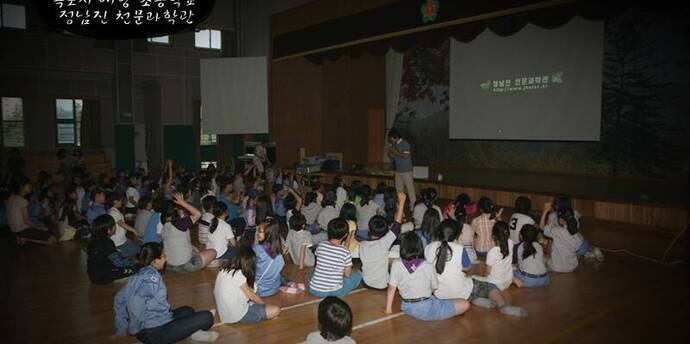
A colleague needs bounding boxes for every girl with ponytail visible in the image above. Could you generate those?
[513,224,550,288]
[471,197,504,260]
[214,247,282,324]
[423,219,474,300]
[207,201,238,261]
[413,188,442,229]
[114,243,218,343]
[540,203,585,273]
[473,221,515,291]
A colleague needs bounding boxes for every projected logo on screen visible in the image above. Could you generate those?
[480,71,564,93]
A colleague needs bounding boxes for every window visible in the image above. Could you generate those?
[1,97,24,147]
[200,106,217,146]
[56,98,83,146]
[195,29,221,49]
[0,3,26,29]
[147,35,171,45]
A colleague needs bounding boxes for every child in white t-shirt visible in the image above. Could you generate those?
[540,203,584,273]
[207,201,237,260]
[359,193,406,290]
[334,176,348,211]
[124,175,140,216]
[355,185,383,235]
[424,219,473,300]
[108,193,140,258]
[286,212,315,269]
[412,188,442,229]
[545,194,589,257]
[513,224,550,288]
[214,247,281,324]
[198,195,217,248]
[473,221,515,291]
[385,232,469,321]
[509,196,535,244]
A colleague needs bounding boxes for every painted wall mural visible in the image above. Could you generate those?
[393,10,689,179]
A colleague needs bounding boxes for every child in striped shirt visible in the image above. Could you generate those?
[308,218,362,298]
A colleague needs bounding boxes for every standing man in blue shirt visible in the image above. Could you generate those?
[387,129,415,211]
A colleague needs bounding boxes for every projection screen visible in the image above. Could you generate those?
[200,57,268,135]
[449,17,603,141]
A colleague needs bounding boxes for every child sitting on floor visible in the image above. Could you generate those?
[309,218,362,298]
[161,193,216,273]
[87,214,133,284]
[385,232,470,321]
[207,201,237,261]
[471,197,503,260]
[86,188,107,226]
[413,188,442,229]
[306,296,356,344]
[540,204,584,273]
[253,219,286,297]
[509,196,535,245]
[423,220,527,317]
[134,196,153,237]
[472,221,515,291]
[286,212,315,269]
[513,224,550,288]
[108,193,140,258]
[198,195,217,249]
[114,243,218,343]
[214,246,281,324]
[355,186,383,236]
[339,203,359,255]
[358,193,406,290]
[302,192,323,232]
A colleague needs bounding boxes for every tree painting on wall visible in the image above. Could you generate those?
[392,9,689,179]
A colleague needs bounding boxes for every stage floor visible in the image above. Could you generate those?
[362,168,687,207]
[2,232,688,343]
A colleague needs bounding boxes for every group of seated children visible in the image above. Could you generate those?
[4,156,598,344]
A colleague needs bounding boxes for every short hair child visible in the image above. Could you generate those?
[87,214,133,284]
[286,212,315,269]
[307,297,354,343]
[509,195,536,246]
[309,218,362,298]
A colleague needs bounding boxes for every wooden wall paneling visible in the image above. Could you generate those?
[270,58,323,166]
[367,109,384,165]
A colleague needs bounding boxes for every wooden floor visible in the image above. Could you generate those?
[1,235,688,344]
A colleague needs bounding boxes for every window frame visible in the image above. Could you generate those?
[147,35,172,45]
[194,29,222,50]
[55,98,83,147]
[199,105,217,146]
[1,96,25,148]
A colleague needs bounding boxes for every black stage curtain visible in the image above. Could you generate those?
[273,0,685,65]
